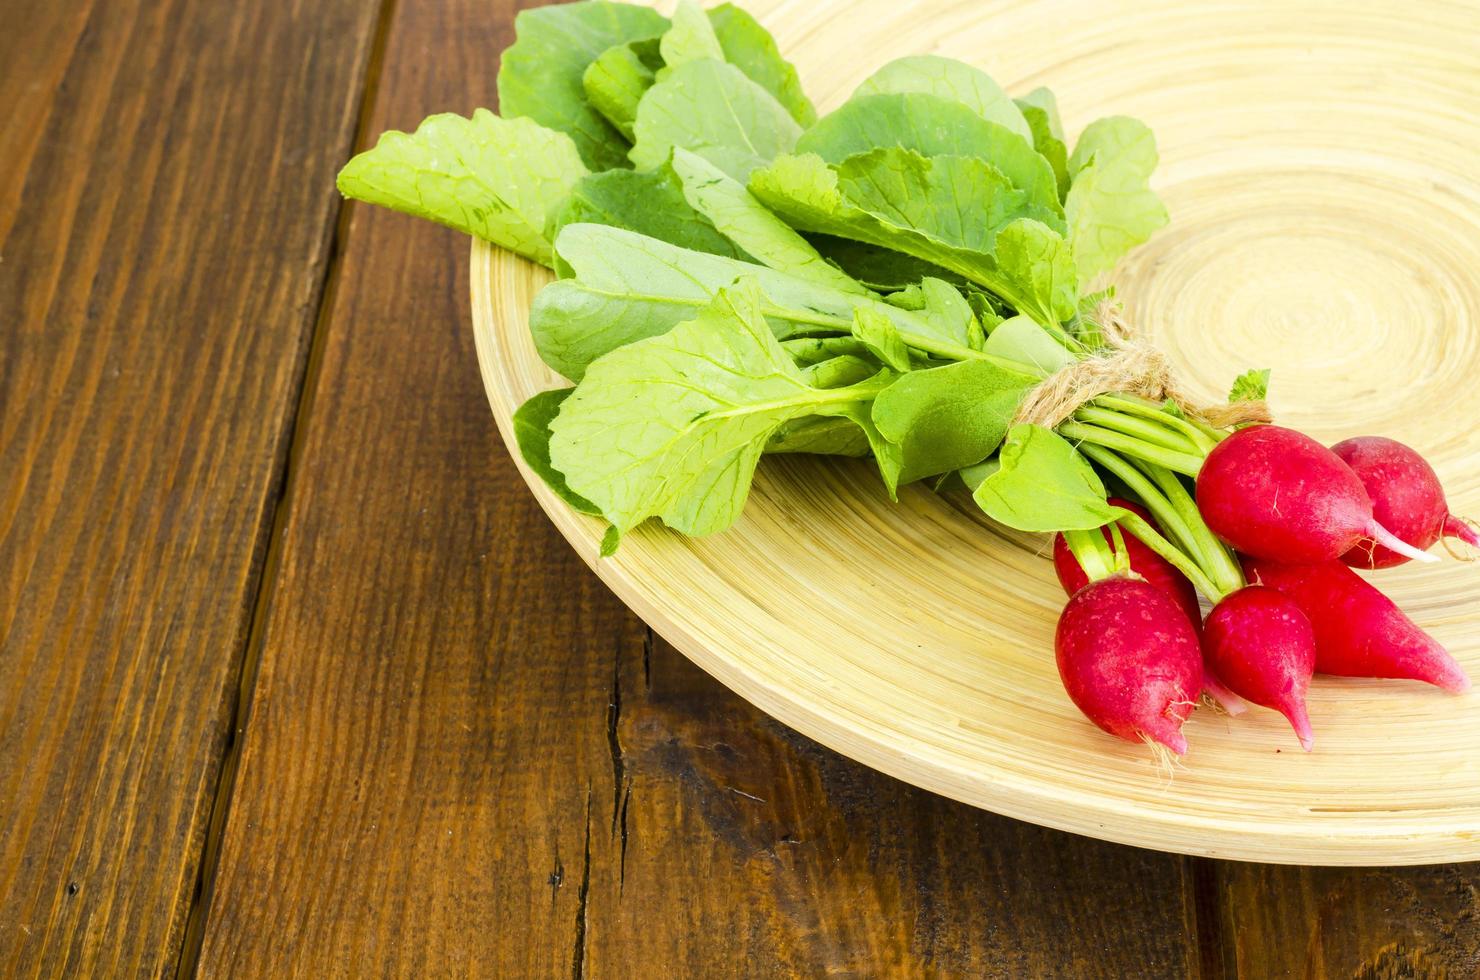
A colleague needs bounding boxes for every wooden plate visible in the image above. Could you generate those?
[471,0,1480,864]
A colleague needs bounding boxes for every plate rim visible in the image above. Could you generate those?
[470,237,1480,867]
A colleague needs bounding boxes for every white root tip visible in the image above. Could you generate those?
[1366,520,1439,564]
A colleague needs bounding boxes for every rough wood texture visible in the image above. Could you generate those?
[7,0,1480,975]
[191,0,622,975]
[0,0,383,974]
[472,0,1480,865]
[589,637,1203,977]
[1214,864,1480,977]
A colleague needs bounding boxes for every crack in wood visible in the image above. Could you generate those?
[165,2,403,973]
[571,790,592,980]
[618,783,632,892]
[606,644,626,835]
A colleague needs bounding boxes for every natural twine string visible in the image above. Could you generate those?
[1010,300,1273,430]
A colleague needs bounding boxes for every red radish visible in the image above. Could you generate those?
[1055,576,1204,754]
[1331,436,1480,568]
[1242,557,1471,693]
[1053,499,1200,626]
[1053,500,1247,715]
[1196,425,1436,565]
[1202,587,1317,750]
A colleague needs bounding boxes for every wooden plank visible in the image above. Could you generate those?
[586,637,1206,978]
[0,0,385,973]
[194,0,1207,974]
[1215,863,1480,976]
[192,1,627,974]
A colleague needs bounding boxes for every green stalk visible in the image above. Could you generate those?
[899,333,1047,379]
[1058,421,1204,477]
[1093,395,1218,455]
[1074,406,1202,455]
[1074,442,1207,569]
[1130,458,1244,596]
[1062,527,1118,582]
[1188,415,1227,443]
[757,297,1052,380]
[1104,521,1131,575]
[1111,509,1227,602]
[707,374,894,419]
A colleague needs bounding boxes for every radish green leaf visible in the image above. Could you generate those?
[669,148,867,293]
[548,282,893,536]
[498,1,669,170]
[1065,116,1168,285]
[973,424,1114,531]
[583,38,663,141]
[630,59,801,179]
[513,389,601,515]
[336,111,588,266]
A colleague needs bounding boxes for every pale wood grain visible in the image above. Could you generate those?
[472,0,1480,865]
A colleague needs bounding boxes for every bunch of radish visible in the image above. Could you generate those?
[1052,425,1476,755]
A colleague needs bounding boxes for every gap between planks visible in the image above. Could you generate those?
[169,0,402,973]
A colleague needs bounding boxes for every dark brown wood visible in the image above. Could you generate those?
[0,0,94,245]
[1213,863,1480,977]
[192,1,625,973]
[0,0,385,974]
[10,0,1480,974]
[586,637,1205,978]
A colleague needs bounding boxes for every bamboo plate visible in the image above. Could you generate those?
[471,0,1480,864]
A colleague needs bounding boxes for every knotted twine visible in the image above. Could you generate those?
[1009,300,1273,430]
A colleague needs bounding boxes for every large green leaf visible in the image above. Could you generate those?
[1065,116,1168,284]
[808,236,961,292]
[853,54,1031,140]
[872,359,1036,483]
[498,1,669,171]
[336,110,588,266]
[884,277,980,349]
[668,147,867,293]
[531,224,944,380]
[781,335,872,365]
[630,59,801,180]
[981,315,1074,373]
[973,424,1114,531]
[991,220,1080,330]
[766,416,873,456]
[582,3,817,141]
[796,92,1060,220]
[850,306,912,371]
[554,164,747,260]
[548,283,889,535]
[799,354,882,389]
[659,0,725,67]
[749,150,1077,324]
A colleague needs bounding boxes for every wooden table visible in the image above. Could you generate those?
[4,0,1479,975]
